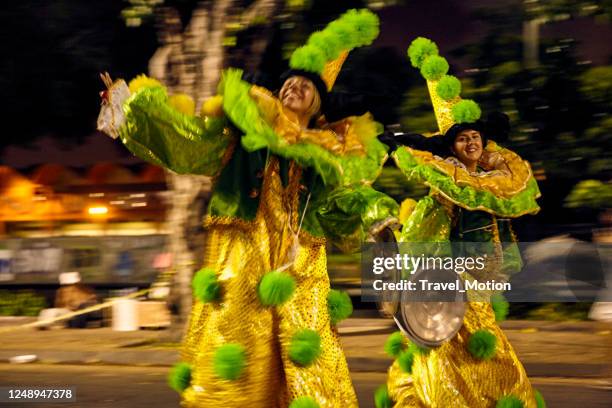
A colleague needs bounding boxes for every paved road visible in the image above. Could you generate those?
[0,364,610,408]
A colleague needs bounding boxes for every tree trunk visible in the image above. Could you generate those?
[148,0,281,341]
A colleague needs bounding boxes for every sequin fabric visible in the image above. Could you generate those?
[426,79,457,135]
[181,157,358,407]
[387,302,537,408]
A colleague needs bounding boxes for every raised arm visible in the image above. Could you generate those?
[97,76,235,176]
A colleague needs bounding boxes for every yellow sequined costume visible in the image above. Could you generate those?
[96,11,392,405]
[101,62,397,406]
[378,35,545,408]
[387,302,535,407]
[181,158,356,407]
[387,142,542,408]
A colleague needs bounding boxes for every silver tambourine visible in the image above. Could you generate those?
[394,267,466,348]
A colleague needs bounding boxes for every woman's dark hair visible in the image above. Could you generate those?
[443,121,488,152]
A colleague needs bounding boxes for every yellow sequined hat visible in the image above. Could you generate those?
[407,37,482,135]
[288,9,380,92]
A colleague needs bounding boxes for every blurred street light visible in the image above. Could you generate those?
[87,206,108,216]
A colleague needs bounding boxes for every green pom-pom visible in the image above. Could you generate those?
[167,362,191,393]
[308,31,343,60]
[327,20,354,49]
[257,271,296,306]
[289,396,319,408]
[192,268,220,303]
[467,329,497,360]
[491,293,510,322]
[289,45,326,74]
[374,384,393,408]
[420,55,449,81]
[341,9,380,47]
[407,37,439,68]
[534,389,546,408]
[496,395,524,408]
[397,348,416,373]
[436,75,461,100]
[452,99,482,123]
[213,343,246,380]
[289,329,322,367]
[384,331,406,358]
[327,289,353,325]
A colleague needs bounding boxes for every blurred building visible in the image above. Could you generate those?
[0,163,170,286]
[0,163,168,237]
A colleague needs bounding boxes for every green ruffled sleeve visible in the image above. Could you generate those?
[317,185,399,253]
[220,68,387,187]
[393,147,540,218]
[337,135,388,186]
[119,86,234,176]
[400,196,452,243]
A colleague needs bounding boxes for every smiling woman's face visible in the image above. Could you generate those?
[452,129,483,169]
[279,76,317,117]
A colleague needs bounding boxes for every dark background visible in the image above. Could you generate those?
[1,0,611,240]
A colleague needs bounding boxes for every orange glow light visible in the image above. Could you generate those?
[88,206,108,215]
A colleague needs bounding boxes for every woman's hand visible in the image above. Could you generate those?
[96,73,130,139]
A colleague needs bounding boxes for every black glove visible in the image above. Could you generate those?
[241,71,276,89]
[377,129,400,152]
[378,128,447,155]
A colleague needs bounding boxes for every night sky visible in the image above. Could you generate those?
[1,0,610,169]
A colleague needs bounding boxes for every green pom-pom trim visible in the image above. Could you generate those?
[258,271,296,306]
[192,268,221,303]
[407,37,439,68]
[167,362,191,393]
[342,9,380,47]
[467,329,497,360]
[374,384,393,408]
[397,347,416,373]
[289,329,322,367]
[436,75,461,100]
[308,31,343,61]
[496,395,524,408]
[301,9,379,65]
[213,343,246,380]
[491,293,510,322]
[392,149,541,217]
[452,99,482,123]
[327,20,354,49]
[534,389,546,408]
[384,331,406,358]
[289,396,320,408]
[327,289,353,325]
[420,55,449,81]
[289,45,327,74]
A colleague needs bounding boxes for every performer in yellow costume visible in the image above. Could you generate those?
[375,38,546,408]
[97,9,398,408]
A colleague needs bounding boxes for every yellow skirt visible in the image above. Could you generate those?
[387,303,537,407]
[180,159,357,407]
